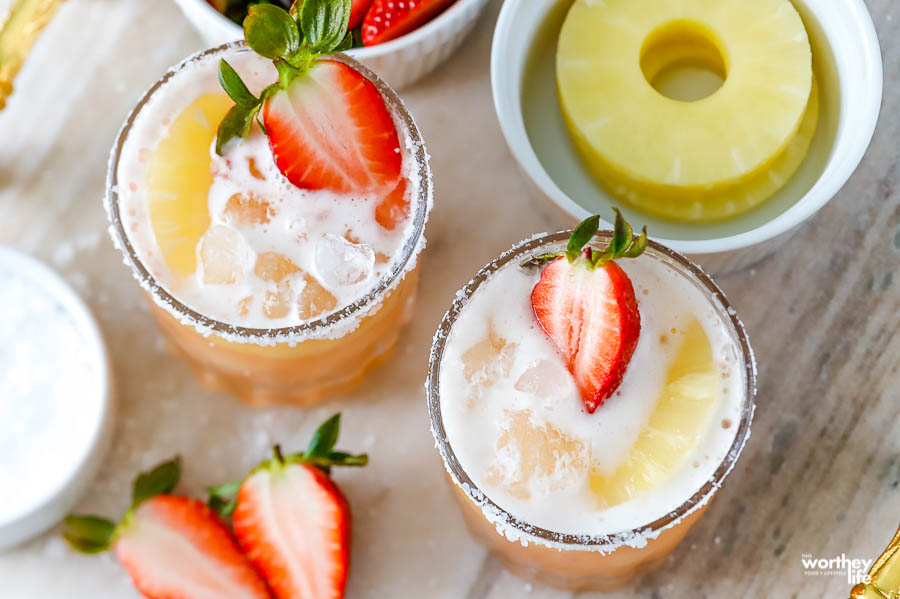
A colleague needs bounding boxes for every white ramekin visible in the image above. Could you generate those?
[171,0,491,89]
[0,248,115,550]
[490,0,883,258]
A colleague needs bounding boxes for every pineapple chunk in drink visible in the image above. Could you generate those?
[487,410,590,501]
[146,93,232,276]
[590,320,720,508]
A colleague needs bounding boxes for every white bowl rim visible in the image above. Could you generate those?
[178,0,489,58]
[490,0,884,255]
[0,247,114,546]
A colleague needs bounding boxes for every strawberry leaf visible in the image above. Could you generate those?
[324,451,368,467]
[333,30,354,53]
[218,59,259,110]
[299,0,351,53]
[132,456,182,507]
[566,215,600,262]
[216,104,257,155]
[556,210,648,268]
[62,515,116,554]
[612,208,632,255]
[624,226,649,258]
[244,3,301,59]
[207,481,242,519]
[306,413,341,458]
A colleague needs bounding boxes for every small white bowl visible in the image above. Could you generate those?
[0,248,115,550]
[491,0,882,258]
[171,0,491,89]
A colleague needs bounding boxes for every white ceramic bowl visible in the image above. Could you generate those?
[171,0,491,89]
[491,0,882,257]
[0,248,115,550]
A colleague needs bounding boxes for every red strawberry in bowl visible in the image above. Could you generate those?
[208,413,368,599]
[530,210,648,414]
[362,0,458,46]
[215,1,405,214]
[63,457,272,599]
[349,0,375,30]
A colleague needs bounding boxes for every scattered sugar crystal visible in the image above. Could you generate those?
[314,233,375,287]
[197,225,251,285]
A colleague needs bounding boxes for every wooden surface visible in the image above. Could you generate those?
[0,0,897,597]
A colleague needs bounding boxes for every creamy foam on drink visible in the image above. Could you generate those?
[439,244,745,536]
[116,48,420,329]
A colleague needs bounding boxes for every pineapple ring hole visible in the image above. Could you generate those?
[640,20,728,103]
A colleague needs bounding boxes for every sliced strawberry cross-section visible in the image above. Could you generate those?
[530,210,648,413]
[62,457,272,599]
[262,59,402,195]
[234,462,351,599]
[115,496,272,599]
[532,254,641,413]
[207,413,369,599]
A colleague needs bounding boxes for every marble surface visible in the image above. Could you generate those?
[0,0,898,597]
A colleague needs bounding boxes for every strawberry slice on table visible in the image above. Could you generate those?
[361,0,458,46]
[63,458,272,599]
[208,413,368,599]
[530,210,648,414]
[349,0,375,30]
[215,1,403,199]
[262,59,402,194]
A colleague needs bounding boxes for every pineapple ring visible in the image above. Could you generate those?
[557,0,813,195]
[614,77,819,223]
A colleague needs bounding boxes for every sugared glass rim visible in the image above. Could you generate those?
[104,42,432,344]
[426,231,757,549]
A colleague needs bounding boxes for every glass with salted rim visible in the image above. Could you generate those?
[427,231,756,591]
[105,43,432,407]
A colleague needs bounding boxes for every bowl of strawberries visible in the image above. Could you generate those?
[173,0,491,88]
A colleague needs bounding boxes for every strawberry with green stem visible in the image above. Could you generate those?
[63,457,273,599]
[208,413,368,599]
[217,0,408,228]
[530,209,648,414]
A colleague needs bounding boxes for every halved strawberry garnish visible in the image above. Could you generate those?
[215,2,404,200]
[361,0,457,46]
[530,210,648,414]
[349,0,375,30]
[208,414,368,599]
[63,458,272,599]
[262,59,402,194]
